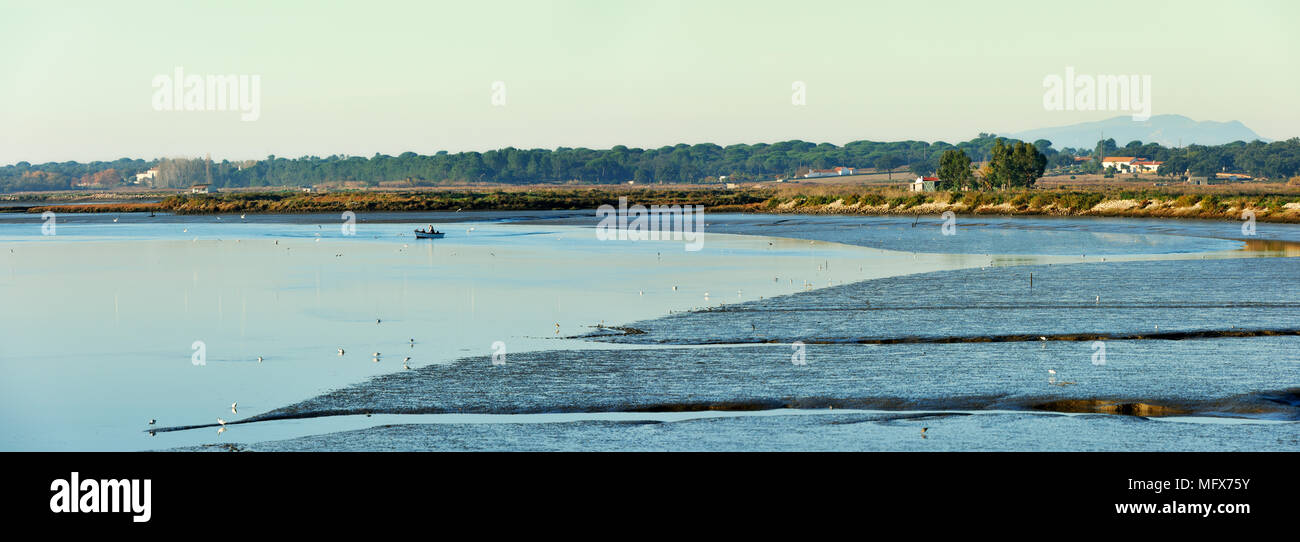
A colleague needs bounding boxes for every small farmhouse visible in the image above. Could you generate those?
[134,168,158,184]
[910,176,939,192]
[1102,156,1162,173]
[803,166,855,179]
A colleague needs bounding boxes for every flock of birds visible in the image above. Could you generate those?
[148,314,434,436]
[129,216,1129,443]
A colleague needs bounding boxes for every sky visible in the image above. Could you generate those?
[1,0,1296,165]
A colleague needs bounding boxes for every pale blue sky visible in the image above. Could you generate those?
[1,0,1295,164]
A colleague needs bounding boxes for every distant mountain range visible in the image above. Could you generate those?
[1006,114,1267,150]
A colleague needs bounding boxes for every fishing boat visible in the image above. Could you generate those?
[414,226,445,239]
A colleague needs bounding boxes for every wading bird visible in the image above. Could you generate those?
[231,402,237,414]
[217,418,227,426]
[338,348,345,356]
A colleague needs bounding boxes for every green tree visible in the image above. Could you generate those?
[936,149,973,190]
[874,152,899,180]
[1094,138,1118,163]
[987,139,1046,189]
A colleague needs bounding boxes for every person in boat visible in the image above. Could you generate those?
[427,224,436,234]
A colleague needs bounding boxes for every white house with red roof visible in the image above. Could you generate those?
[1102,156,1162,173]
[910,176,940,192]
[1132,159,1163,173]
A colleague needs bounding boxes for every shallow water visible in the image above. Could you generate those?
[1,211,1297,451]
[0,217,958,450]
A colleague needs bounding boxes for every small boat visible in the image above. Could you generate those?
[414,227,445,239]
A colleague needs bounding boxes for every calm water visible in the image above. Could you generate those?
[0,211,1296,450]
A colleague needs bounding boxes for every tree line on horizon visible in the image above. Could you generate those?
[2,135,1298,193]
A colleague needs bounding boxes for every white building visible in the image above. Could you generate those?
[1102,157,1164,173]
[1101,156,1138,171]
[910,176,939,192]
[134,168,158,184]
[803,166,855,179]
[1132,160,1163,173]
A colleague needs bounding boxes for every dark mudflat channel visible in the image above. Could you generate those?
[583,258,1300,345]
[174,410,1300,452]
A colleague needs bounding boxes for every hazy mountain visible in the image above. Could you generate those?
[1007,114,1267,150]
